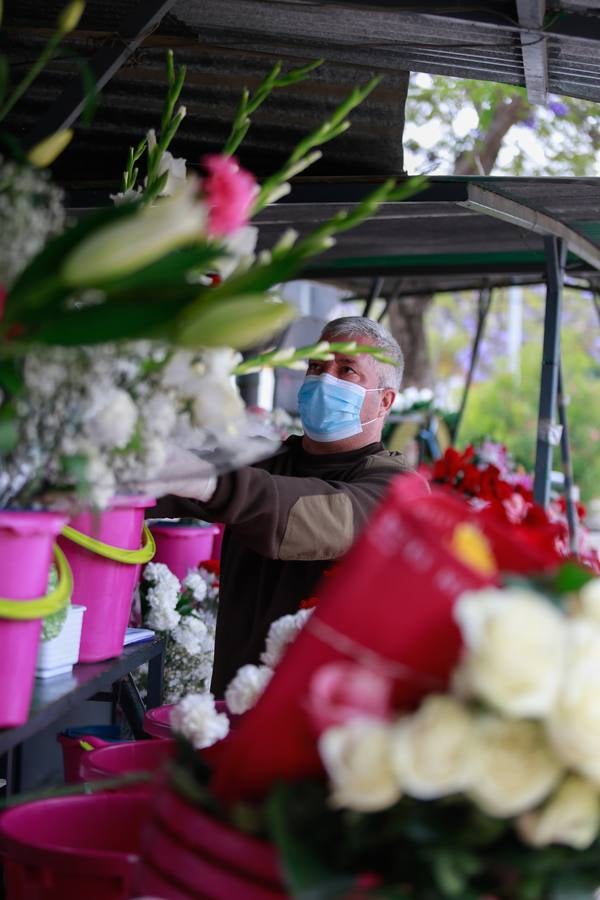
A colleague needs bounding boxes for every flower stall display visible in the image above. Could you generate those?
[138,561,220,704]
[135,488,600,900]
[0,29,419,682]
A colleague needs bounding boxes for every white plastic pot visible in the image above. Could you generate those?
[35,605,86,679]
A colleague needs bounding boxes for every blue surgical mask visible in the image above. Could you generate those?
[298,373,382,443]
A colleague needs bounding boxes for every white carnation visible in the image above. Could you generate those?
[144,563,181,632]
[182,570,208,603]
[225,664,273,714]
[170,692,229,748]
[191,378,244,430]
[261,608,314,669]
[173,615,209,655]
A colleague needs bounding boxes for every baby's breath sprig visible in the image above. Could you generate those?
[233,341,395,376]
[223,59,324,157]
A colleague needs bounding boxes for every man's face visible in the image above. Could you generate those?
[306,341,379,392]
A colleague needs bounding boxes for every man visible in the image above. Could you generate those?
[151,316,425,695]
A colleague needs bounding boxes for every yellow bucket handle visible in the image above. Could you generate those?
[0,545,73,620]
[60,522,156,565]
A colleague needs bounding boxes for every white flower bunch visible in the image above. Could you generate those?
[170,692,230,749]
[392,386,434,414]
[225,606,314,715]
[316,578,600,853]
[139,561,219,704]
[143,562,181,632]
[0,340,251,509]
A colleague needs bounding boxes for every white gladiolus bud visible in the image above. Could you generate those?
[62,180,206,287]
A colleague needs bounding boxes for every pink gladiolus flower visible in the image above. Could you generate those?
[202,154,257,237]
[0,284,6,320]
[306,661,393,735]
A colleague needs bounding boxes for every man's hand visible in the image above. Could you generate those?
[128,444,217,501]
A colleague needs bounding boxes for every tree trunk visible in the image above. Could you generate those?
[388,293,434,388]
[388,94,528,386]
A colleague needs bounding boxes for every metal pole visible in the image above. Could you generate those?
[362,276,384,319]
[451,286,493,444]
[557,366,578,554]
[533,236,566,507]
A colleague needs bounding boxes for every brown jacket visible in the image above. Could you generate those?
[152,435,409,695]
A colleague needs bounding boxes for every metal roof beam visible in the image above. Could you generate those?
[516,0,548,104]
[460,183,600,271]
[24,0,178,149]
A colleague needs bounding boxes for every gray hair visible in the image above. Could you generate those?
[320,316,404,391]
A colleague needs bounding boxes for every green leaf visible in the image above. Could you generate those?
[31,295,191,345]
[0,403,18,453]
[176,295,297,349]
[0,56,8,106]
[552,560,596,594]
[76,58,97,127]
[0,357,23,396]
[98,245,223,296]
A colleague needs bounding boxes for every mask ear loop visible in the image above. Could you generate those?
[361,387,392,430]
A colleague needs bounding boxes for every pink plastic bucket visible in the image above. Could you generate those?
[0,511,68,728]
[0,792,151,900]
[59,495,155,662]
[149,522,219,580]
[80,738,176,784]
[144,702,237,740]
[137,785,285,899]
[58,725,123,784]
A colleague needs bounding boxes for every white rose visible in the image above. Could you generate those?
[517,775,600,850]
[318,720,401,812]
[170,692,229,749]
[224,664,273,714]
[454,587,566,717]
[469,716,563,818]
[391,695,476,799]
[578,579,600,622]
[546,619,600,784]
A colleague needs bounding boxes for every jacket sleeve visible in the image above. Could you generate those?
[149,458,428,561]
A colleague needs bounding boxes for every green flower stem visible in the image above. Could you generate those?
[223,59,324,157]
[233,341,395,375]
[253,76,382,213]
[0,29,63,123]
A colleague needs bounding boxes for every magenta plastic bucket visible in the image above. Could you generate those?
[0,511,68,728]
[137,786,285,899]
[149,522,219,581]
[80,738,176,785]
[58,495,155,662]
[58,725,123,784]
[0,792,150,900]
[144,702,237,740]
